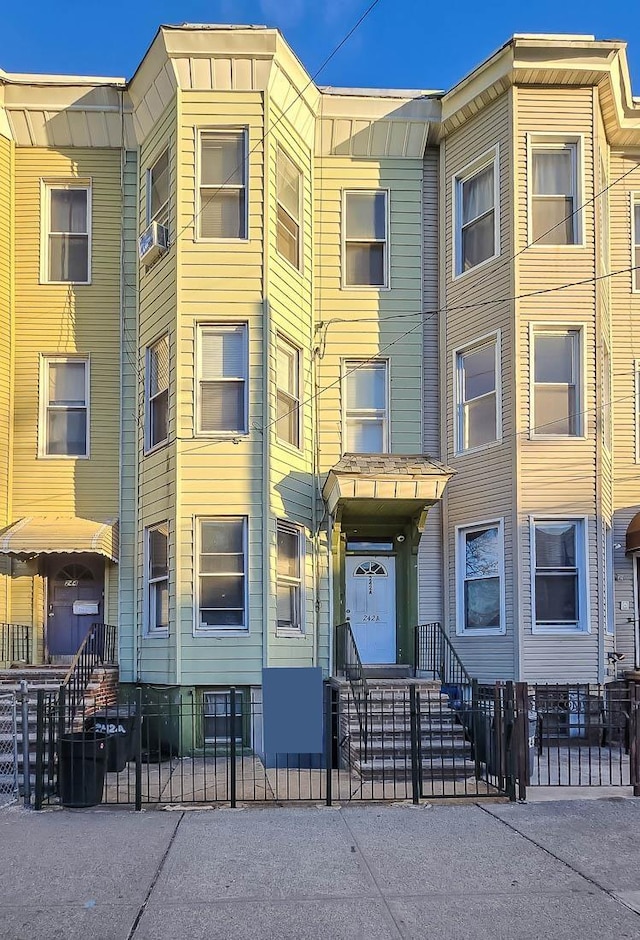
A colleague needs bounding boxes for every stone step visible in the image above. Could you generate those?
[354,756,477,780]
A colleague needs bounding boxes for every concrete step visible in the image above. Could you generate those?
[354,756,477,780]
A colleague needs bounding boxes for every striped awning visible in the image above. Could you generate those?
[0,517,118,562]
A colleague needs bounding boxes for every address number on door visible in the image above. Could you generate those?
[64,580,79,586]
[362,614,381,622]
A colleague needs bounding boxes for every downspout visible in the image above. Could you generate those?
[6,132,15,623]
[262,98,271,673]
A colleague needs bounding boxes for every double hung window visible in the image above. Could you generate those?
[147,335,169,449]
[276,149,302,269]
[198,130,247,239]
[633,196,640,291]
[344,360,388,453]
[147,149,170,228]
[146,523,169,634]
[277,521,303,634]
[41,358,89,457]
[455,155,497,274]
[197,518,247,632]
[197,324,247,435]
[276,336,301,448]
[530,140,579,245]
[344,191,388,287]
[532,329,581,436]
[43,183,90,283]
[457,523,504,635]
[456,338,499,452]
[533,520,586,632]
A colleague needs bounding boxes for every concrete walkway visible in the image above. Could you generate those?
[2,799,640,938]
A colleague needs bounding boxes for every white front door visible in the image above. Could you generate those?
[345,555,396,664]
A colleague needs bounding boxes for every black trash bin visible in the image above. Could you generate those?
[59,732,107,808]
[85,707,136,773]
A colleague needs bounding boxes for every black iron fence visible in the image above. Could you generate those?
[334,621,370,762]
[60,623,117,730]
[0,623,33,664]
[415,622,473,700]
[34,682,520,809]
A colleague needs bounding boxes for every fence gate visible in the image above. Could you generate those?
[0,693,18,808]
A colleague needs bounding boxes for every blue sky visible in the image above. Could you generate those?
[3,0,640,93]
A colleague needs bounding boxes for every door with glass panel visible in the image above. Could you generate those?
[346,556,396,663]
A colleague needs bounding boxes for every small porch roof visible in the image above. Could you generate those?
[0,516,119,562]
[627,511,640,553]
[322,454,455,524]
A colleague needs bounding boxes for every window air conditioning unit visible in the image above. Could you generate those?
[138,221,169,265]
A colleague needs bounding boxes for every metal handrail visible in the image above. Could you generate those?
[335,621,370,762]
[414,622,473,691]
[0,623,33,664]
[61,622,117,728]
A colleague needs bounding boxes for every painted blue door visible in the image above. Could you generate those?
[47,560,104,656]
[345,555,396,664]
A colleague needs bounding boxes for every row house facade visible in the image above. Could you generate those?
[2,26,640,726]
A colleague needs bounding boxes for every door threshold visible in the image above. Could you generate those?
[362,664,413,680]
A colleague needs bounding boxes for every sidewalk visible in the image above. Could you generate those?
[2,799,640,939]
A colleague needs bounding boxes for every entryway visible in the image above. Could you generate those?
[345,555,396,664]
[46,557,104,656]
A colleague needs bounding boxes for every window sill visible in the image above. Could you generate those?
[144,440,170,457]
[525,243,586,251]
[453,438,502,459]
[528,434,588,442]
[38,453,90,460]
[192,432,249,441]
[142,630,169,640]
[40,280,91,287]
[275,249,304,277]
[452,251,500,283]
[193,629,250,638]
[456,627,506,638]
[275,437,304,458]
[532,625,590,635]
[276,628,305,639]
[193,237,250,245]
[341,283,390,292]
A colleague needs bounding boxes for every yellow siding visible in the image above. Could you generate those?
[515,86,600,681]
[12,148,121,521]
[0,132,14,621]
[440,92,516,682]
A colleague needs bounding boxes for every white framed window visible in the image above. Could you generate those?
[145,523,169,635]
[197,129,247,239]
[531,518,588,633]
[343,190,388,287]
[197,324,248,435]
[196,517,248,633]
[41,182,91,284]
[147,148,170,227]
[276,148,302,270]
[454,150,499,276]
[344,360,389,453]
[456,521,505,636]
[276,335,301,449]
[277,521,304,635]
[203,690,243,742]
[40,357,89,457]
[529,137,581,246]
[632,194,640,292]
[146,335,169,451]
[531,327,582,437]
[455,335,500,453]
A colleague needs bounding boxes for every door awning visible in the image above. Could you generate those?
[0,516,119,562]
[627,511,640,553]
[322,454,455,526]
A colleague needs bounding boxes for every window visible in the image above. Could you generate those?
[203,690,243,742]
[344,191,388,287]
[632,195,640,291]
[277,521,303,634]
[197,324,247,435]
[456,337,499,452]
[276,336,301,448]
[532,328,581,436]
[197,518,247,632]
[147,149,169,227]
[276,149,302,269]
[43,183,90,283]
[146,335,169,450]
[530,140,579,245]
[344,360,388,452]
[456,522,504,635]
[198,130,247,239]
[532,520,587,632]
[455,154,498,275]
[146,523,169,634]
[41,358,89,457]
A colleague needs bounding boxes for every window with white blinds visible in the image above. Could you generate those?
[454,152,498,275]
[146,335,169,450]
[197,324,248,434]
[530,140,580,245]
[43,184,91,283]
[198,130,247,239]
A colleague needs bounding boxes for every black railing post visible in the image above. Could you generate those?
[472,679,481,781]
[515,682,529,801]
[410,684,421,804]
[229,687,237,808]
[324,683,333,807]
[34,690,45,811]
[135,687,143,811]
[505,681,517,802]
[19,680,30,807]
